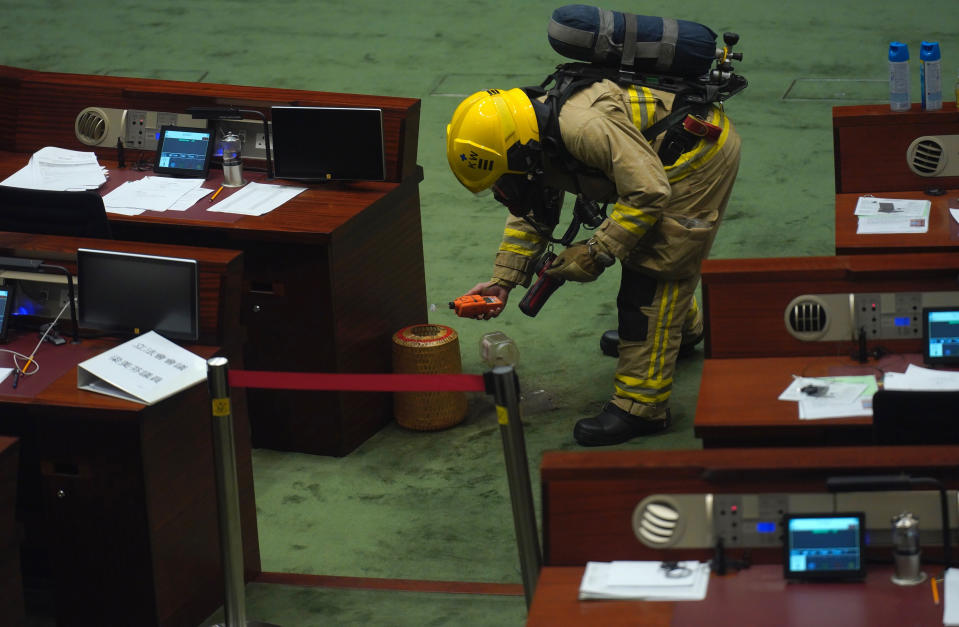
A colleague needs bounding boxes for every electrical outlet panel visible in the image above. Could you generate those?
[211,119,272,161]
[852,291,958,340]
[123,109,206,150]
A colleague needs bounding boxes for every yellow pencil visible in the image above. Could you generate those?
[932,576,940,605]
[210,186,224,201]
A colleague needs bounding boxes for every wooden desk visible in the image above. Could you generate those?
[833,103,959,255]
[0,338,259,627]
[832,103,959,194]
[835,188,959,255]
[540,447,959,567]
[0,436,24,627]
[528,565,943,626]
[0,64,428,456]
[691,354,925,448]
[700,252,959,359]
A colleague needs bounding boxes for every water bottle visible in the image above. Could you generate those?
[478,330,519,367]
[889,42,911,112]
[920,41,942,111]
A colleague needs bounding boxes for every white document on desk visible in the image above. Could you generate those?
[883,364,959,391]
[779,376,876,420]
[77,331,207,405]
[578,561,709,601]
[103,176,206,213]
[944,568,959,626]
[1,146,107,191]
[207,181,306,216]
[855,196,931,234]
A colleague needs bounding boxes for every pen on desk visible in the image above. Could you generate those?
[11,369,21,390]
[210,186,224,201]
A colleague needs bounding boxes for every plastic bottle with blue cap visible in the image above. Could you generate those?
[920,41,942,111]
[889,42,911,112]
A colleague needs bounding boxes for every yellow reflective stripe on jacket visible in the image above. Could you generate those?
[609,202,657,238]
[663,106,730,183]
[627,85,656,130]
[498,226,544,257]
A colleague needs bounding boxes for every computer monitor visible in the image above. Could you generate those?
[77,248,199,341]
[0,282,14,343]
[922,306,959,366]
[153,126,214,178]
[0,185,112,238]
[783,512,866,581]
[270,106,386,182]
[873,389,959,445]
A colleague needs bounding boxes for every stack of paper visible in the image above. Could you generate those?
[578,561,710,601]
[0,146,107,190]
[882,364,959,391]
[779,375,877,420]
[103,176,211,215]
[854,196,930,234]
[207,181,307,216]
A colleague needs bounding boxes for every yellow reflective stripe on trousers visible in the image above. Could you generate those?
[651,281,680,376]
[498,226,543,257]
[664,106,730,183]
[613,281,680,404]
[627,85,656,130]
[610,202,657,238]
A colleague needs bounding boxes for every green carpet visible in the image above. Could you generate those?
[4,0,956,624]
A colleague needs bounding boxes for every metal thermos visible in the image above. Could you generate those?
[219,132,246,187]
[891,511,926,585]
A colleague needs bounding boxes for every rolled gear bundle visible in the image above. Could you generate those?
[547,4,718,78]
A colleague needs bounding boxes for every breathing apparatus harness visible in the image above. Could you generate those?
[494,32,747,248]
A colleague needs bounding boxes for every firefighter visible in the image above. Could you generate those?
[447,79,741,446]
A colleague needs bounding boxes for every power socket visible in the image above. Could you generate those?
[212,119,272,161]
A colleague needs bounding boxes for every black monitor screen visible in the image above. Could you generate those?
[783,513,865,580]
[77,248,198,341]
[271,106,385,182]
[0,282,13,343]
[923,306,959,365]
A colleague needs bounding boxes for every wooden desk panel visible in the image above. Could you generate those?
[0,341,259,627]
[835,188,959,255]
[540,447,959,567]
[528,565,943,627]
[0,231,244,352]
[0,436,24,627]
[0,65,428,455]
[0,65,420,184]
[700,253,959,359]
[833,103,959,194]
[691,355,904,448]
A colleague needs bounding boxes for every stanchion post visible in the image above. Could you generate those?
[487,365,542,609]
[207,357,248,627]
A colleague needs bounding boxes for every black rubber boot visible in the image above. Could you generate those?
[573,403,671,446]
[599,329,704,359]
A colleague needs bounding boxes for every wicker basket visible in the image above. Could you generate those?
[392,324,467,431]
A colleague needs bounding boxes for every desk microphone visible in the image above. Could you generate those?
[116,137,126,168]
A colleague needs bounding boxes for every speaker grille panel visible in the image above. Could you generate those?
[910,138,944,175]
[634,497,682,548]
[75,108,108,145]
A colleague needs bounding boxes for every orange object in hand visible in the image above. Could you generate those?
[449,294,503,318]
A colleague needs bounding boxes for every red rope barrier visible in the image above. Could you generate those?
[228,370,487,393]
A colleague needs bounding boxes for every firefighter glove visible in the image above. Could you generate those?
[545,238,615,283]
